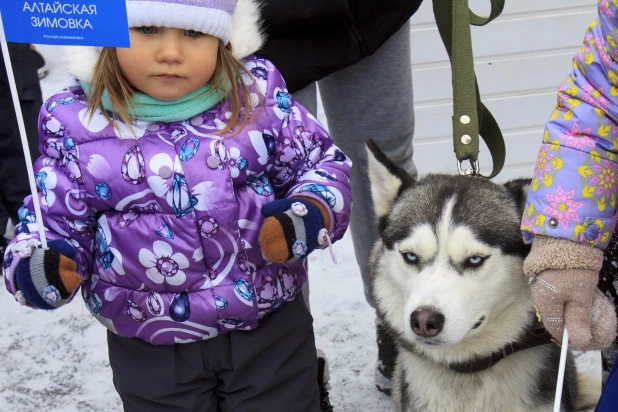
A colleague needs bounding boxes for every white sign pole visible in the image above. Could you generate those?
[0,10,48,249]
[553,328,569,412]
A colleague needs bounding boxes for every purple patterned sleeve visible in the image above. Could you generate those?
[261,60,353,242]
[3,103,95,300]
[522,2,618,249]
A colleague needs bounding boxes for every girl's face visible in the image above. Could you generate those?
[117,26,219,101]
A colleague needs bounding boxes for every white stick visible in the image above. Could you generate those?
[0,11,47,248]
[553,327,569,412]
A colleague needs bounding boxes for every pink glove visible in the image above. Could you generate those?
[525,236,617,350]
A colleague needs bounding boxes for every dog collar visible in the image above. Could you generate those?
[447,318,556,374]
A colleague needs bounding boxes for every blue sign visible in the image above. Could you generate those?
[0,1,130,47]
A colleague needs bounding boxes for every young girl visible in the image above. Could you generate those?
[2,0,352,410]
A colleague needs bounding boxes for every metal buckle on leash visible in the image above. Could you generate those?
[457,159,480,176]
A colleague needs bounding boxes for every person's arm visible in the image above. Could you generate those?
[520,2,618,350]
[522,3,618,249]
[3,103,96,309]
[257,58,352,262]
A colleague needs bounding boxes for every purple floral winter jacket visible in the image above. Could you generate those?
[522,1,618,249]
[2,56,352,345]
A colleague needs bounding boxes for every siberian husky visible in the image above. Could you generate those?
[366,141,600,412]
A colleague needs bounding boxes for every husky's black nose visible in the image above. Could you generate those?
[411,308,444,337]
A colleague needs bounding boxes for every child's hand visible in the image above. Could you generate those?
[524,235,617,350]
[530,269,616,350]
[14,239,81,310]
[259,198,330,263]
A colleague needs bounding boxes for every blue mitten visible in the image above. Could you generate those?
[15,239,81,310]
[259,198,327,263]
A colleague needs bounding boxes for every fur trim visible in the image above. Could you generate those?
[66,0,265,83]
[66,46,102,83]
[523,235,604,276]
[231,0,265,60]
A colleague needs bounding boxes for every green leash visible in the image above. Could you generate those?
[432,0,506,178]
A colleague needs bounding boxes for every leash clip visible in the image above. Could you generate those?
[457,159,480,176]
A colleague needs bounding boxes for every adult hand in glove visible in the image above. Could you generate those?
[259,197,331,263]
[14,239,81,310]
[524,235,617,350]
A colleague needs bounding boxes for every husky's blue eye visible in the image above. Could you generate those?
[402,252,418,264]
[466,256,487,267]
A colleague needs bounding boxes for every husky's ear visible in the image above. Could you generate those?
[503,178,532,216]
[366,139,415,219]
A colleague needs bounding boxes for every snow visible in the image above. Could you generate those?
[0,46,600,412]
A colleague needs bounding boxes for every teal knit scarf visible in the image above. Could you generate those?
[81,81,227,123]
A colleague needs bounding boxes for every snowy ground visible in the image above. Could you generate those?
[0,46,601,412]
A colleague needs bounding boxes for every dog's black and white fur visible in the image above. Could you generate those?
[366,141,598,411]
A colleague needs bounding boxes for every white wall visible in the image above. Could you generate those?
[411,0,598,181]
